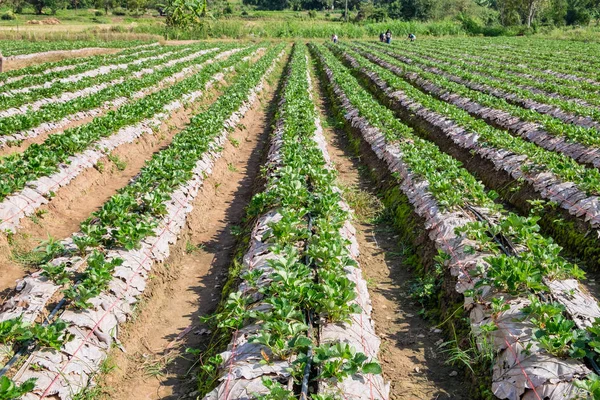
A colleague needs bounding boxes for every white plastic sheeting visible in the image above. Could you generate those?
[0,59,246,331]
[378,51,600,132]
[0,47,239,151]
[2,49,180,98]
[346,51,600,236]
[0,43,161,88]
[404,64,600,168]
[0,48,218,119]
[0,48,242,234]
[6,47,109,62]
[319,52,594,400]
[307,63,388,400]
[206,53,389,400]
[9,50,279,400]
[205,51,292,399]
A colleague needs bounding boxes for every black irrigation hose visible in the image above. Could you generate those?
[465,203,518,256]
[0,297,67,377]
[587,354,600,375]
[300,212,317,399]
[301,311,314,400]
[465,204,600,377]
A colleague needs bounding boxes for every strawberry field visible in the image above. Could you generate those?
[1,38,600,400]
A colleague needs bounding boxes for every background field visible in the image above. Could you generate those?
[2,1,600,397]
[0,0,599,42]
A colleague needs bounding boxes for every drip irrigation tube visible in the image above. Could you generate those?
[0,297,67,377]
[301,311,314,400]
[301,212,316,400]
[465,203,518,256]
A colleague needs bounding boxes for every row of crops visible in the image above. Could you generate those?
[308,40,600,399]
[0,40,156,58]
[0,42,254,232]
[202,44,386,400]
[0,40,284,399]
[1,37,600,399]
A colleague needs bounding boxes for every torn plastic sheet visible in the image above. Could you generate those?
[348,51,600,235]
[0,49,239,234]
[307,63,389,400]
[320,51,594,400]
[7,53,278,400]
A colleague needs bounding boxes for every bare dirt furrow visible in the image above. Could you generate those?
[0,83,225,299]
[88,60,281,400]
[311,60,466,400]
[0,112,98,158]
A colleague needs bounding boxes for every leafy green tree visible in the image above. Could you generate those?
[46,0,67,13]
[565,0,596,24]
[127,0,147,12]
[539,0,566,25]
[165,0,206,27]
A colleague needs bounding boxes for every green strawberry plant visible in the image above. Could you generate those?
[0,317,73,351]
[41,262,72,286]
[30,320,74,351]
[202,44,383,399]
[0,376,36,400]
[0,317,32,344]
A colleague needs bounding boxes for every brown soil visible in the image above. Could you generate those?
[0,113,99,158]
[0,50,269,299]
[312,66,467,399]
[3,48,119,71]
[0,48,263,158]
[0,84,224,298]
[92,63,282,400]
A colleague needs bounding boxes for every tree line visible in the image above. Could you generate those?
[0,0,598,31]
[244,0,600,28]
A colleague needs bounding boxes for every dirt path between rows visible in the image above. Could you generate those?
[311,64,467,399]
[0,84,225,299]
[90,61,283,400]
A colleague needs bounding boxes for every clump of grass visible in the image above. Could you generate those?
[230,137,240,148]
[185,240,205,254]
[11,235,65,267]
[107,153,127,171]
[341,184,382,223]
[227,163,238,172]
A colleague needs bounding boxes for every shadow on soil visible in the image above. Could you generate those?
[148,77,281,399]
[314,66,468,398]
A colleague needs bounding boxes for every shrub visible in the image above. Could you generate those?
[109,24,127,32]
[308,10,317,19]
[113,7,127,15]
[1,11,16,20]
[94,10,103,16]
[91,16,108,23]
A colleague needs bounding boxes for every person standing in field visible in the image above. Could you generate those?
[408,33,416,42]
[379,32,385,42]
[333,34,338,44]
[385,29,392,44]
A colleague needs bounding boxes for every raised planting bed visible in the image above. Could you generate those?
[0,44,284,400]
[311,41,600,400]
[332,45,600,271]
[202,43,387,400]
